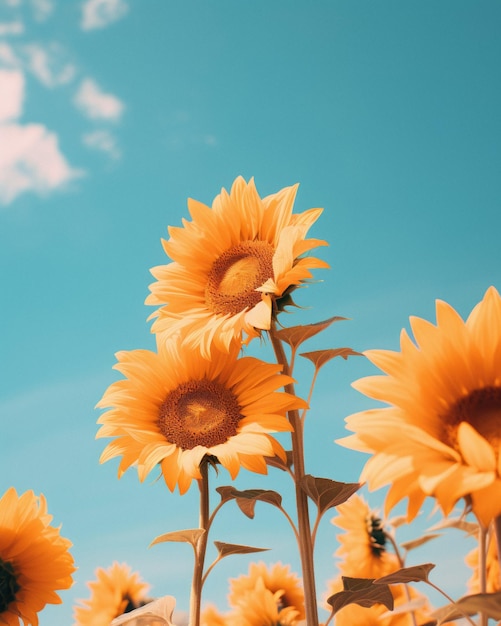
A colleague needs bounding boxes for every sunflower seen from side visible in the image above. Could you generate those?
[0,487,75,626]
[332,493,399,578]
[338,287,501,527]
[73,562,149,626]
[146,176,328,357]
[97,335,305,494]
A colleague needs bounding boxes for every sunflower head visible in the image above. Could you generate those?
[73,562,150,626]
[146,176,328,357]
[338,286,501,527]
[228,562,305,620]
[0,487,75,626]
[97,335,306,494]
[331,494,398,578]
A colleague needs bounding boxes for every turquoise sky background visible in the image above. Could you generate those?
[1,1,500,624]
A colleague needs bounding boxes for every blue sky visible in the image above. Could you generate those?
[1,0,500,624]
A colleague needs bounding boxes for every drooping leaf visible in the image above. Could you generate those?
[300,475,361,515]
[427,517,478,535]
[149,529,205,549]
[380,596,428,618]
[215,487,283,519]
[300,347,362,371]
[214,541,269,558]
[432,592,501,624]
[375,563,435,585]
[274,316,348,351]
[327,577,394,614]
[400,534,441,551]
[265,452,293,472]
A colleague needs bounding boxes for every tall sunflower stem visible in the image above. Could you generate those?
[479,523,487,626]
[494,516,501,588]
[190,460,210,626]
[269,323,319,626]
[385,532,418,626]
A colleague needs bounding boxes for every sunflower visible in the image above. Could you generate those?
[146,176,328,357]
[201,604,228,626]
[332,493,400,578]
[228,562,305,620]
[0,487,74,626]
[73,562,150,626]
[338,286,501,527]
[228,577,301,626]
[97,335,305,494]
[465,527,501,594]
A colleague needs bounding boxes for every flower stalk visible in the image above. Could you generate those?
[269,322,319,626]
[190,459,210,626]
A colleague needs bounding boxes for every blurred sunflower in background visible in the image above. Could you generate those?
[97,334,305,494]
[332,493,399,578]
[73,562,149,626]
[338,286,501,527]
[465,527,501,594]
[0,487,74,626]
[146,176,328,357]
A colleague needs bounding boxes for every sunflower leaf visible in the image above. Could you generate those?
[300,347,363,370]
[216,487,283,519]
[265,452,293,472]
[375,563,435,584]
[400,534,441,551]
[149,529,205,550]
[214,541,269,558]
[274,316,347,350]
[327,577,394,614]
[432,592,501,624]
[427,517,478,535]
[300,475,361,514]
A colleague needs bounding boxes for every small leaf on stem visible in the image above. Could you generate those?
[300,347,363,370]
[214,541,269,558]
[300,475,361,514]
[149,529,205,549]
[432,591,501,624]
[327,577,394,614]
[274,316,348,350]
[375,563,435,584]
[400,534,441,551]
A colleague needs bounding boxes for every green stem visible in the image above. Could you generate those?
[269,321,319,626]
[189,460,210,626]
[494,516,501,589]
[479,523,487,626]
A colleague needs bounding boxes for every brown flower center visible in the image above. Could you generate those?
[205,241,274,315]
[0,558,20,613]
[158,379,243,450]
[366,514,386,556]
[443,386,501,450]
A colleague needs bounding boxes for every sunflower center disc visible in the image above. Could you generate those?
[0,558,20,613]
[445,386,501,450]
[158,379,243,449]
[366,514,386,556]
[205,241,274,315]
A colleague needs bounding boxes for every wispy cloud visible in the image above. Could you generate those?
[23,43,76,86]
[30,0,55,22]
[0,21,24,36]
[83,129,121,159]
[74,77,124,121]
[81,0,128,31]
[0,68,82,206]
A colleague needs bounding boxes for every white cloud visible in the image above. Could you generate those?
[0,21,24,36]
[0,69,24,122]
[0,123,83,205]
[74,77,124,121]
[30,0,55,21]
[0,42,20,68]
[81,0,128,31]
[83,129,121,159]
[23,43,76,87]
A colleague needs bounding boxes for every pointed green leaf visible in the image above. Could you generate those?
[375,563,435,585]
[300,347,363,370]
[214,541,269,558]
[400,534,441,551]
[432,591,501,624]
[149,529,205,549]
[274,316,348,351]
[327,577,394,614]
[300,475,361,514]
